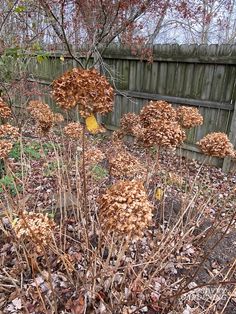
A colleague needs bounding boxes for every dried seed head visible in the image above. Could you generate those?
[53,113,64,123]
[84,147,105,167]
[140,101,177,127]
[0,140,13,158]
[111,130,125,145]
[176,106,203,129]
[120,113,143,137]
[52,68,114,117]
[99,180,153,240]
[197,132,235,157]
[14,211,55,248]
[108,149,146,179]
[28,100,55,134]
[0,98,12,118]
[138,120,186,149]
[64,122,83,140]
[0,124,19,139]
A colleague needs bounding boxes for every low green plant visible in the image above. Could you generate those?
[90,164,108,180]
[9,141,56,161]
[0,174,22,196]
[43,161,61,177]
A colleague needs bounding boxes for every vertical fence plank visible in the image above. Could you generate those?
[223,102,236,172]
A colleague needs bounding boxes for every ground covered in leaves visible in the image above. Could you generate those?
[0,125,235,314]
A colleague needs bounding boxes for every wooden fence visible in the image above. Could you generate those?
[27,44,236,172]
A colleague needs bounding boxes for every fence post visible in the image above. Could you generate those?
[222,101,236,173]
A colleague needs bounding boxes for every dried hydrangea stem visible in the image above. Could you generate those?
[82,123,89,224]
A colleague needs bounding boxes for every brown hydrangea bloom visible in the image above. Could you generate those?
[0,140,13,158]
[176,106,203,129]
[111,130,125,144]
[0,124,19,139]
[52,68,114,118]
[64,122,83,140]
[28,100,55,134]
[0,98,12,119]
[84,147,105,167]
[99,180,153,240]
[139,120,186,148]
[120,113,143,137]
[14,211,55,249]
[108,149,146,179]
[197,132,235,157]
[140,100,177,127]
[53,113,64,123]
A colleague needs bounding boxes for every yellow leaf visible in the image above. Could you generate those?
[12,218,19,226]
[155,188,164,200]
[60,55,65,62]
[85,114,105,134]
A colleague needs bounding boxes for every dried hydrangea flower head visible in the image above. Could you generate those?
[176,106,203,129]
[140,100,177,127]
[99,180,153,240]
[52,68,114,118]
[0,124,19,139]
[14,211,55,249]
[0,140,13,158]
[0,98,12,119]
[28,100,55,134]
[139,120,186,149]
[108,149,146,179]
[83,147,105,168]
[197,132,235,157]
[111,129,124,143]
[64,122,83,140]
[53,113,64,124]
[120,113,143,137]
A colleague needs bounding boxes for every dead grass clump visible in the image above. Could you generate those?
[99,180,153,239]
[52,68,114,117]
[176,106,203,129]
[0,97,12,119]
[197,132,235,157]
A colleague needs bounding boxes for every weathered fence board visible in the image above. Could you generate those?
[26,44,236,171]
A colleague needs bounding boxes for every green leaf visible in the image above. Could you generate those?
[14,6,26,13]
[36,55,45,63]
